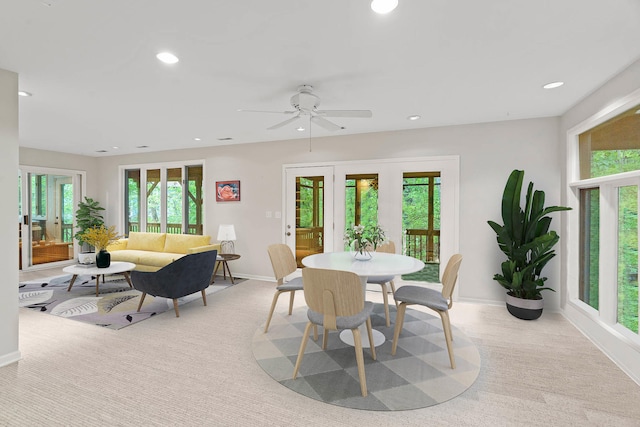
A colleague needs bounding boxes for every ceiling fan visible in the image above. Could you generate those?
[238,85,372,131]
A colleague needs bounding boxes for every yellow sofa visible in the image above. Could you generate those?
[107,231,220,272]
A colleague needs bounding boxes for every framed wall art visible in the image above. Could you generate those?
[216,180,241,202]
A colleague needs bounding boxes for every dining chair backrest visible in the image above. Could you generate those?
[302,268,364,331]
[267,244,297,285]
[375,240,396,254]
[441,254,463,307]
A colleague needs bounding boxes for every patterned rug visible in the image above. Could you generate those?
[252,303,481,410]
[19,273,238,330]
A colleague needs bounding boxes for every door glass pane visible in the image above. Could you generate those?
[579,188,600,309]
[402,172,441,282]
[125,169,140,234]
[617,185,639,333]
[186,165,203,235]
[146,169,161,232]
[23,173,73,268]
[296,176,324,267]
[344,174,378,249]
[60,183,74,242]
[166,168,182,234]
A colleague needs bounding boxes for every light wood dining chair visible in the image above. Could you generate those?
[293,268,377,397]
[366,241,397,327]
[391,254,463,369]
[264,244,304,333]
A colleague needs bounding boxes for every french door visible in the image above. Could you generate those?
[284,166,334,267]
[18,166,85,270]
[285,157,459,277]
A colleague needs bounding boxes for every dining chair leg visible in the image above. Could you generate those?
[264,290,283,332]
[365,317,376,360]
[201,289,207,306]
[313,325,318,341]
[293,322,314,379]
[391,302,407,355]
[137,292,147,312]
[390,281,398,307]
[288,290,295,315]
[351,327,368,397]
[322,328,329,349]
[439,310,456,369]
[380,283,390,327]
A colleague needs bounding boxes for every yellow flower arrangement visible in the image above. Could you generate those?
[80,225,121,251]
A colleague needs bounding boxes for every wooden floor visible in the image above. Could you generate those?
[6,265,640,426]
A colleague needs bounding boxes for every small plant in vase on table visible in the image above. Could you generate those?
[344,224,385,260]
[80,225,122,268]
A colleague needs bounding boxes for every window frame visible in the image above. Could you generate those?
[566,87,640,351]
[118,160,205,236]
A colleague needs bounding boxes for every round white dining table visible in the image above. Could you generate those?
[302,251,425,348]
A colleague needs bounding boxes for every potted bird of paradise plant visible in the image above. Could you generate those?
[487,169,571,320]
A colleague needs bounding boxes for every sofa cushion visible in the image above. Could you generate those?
[163,234,211,254]
[137,251,184,267]
[126,232,167,252]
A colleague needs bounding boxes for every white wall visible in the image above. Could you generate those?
[0,68,20,367]
[96,116,563,308]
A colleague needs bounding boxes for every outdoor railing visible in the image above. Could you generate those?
[127,223,202,235]
[404,228,440,263]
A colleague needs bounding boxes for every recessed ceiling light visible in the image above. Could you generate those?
[194,137,201,141]
[112,146,119,150]
[96,150,108,153]
[156,52,179,64]
[297,126,305,132]
[136,145,149,149]
[407,115,421,121]
[18,91,32,97]
[543,81,564,89]
[217,137,233,141]
[371,0,398,14]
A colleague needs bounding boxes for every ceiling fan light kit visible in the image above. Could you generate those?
[240,85,372,132]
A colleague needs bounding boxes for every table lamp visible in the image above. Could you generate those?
[217,224,236,254]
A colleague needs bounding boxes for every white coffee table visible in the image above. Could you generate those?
[63,261,136,296]
[302,251,425,347]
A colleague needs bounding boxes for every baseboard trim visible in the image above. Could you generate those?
[0,350,22,368]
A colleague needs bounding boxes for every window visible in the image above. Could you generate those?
[618,185,639,333]
[123,163,203,235]
[579,104,640,179]
[579,188,599,309]
[569,100,640,343]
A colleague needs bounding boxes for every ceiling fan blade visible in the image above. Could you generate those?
[237,109,296,114]
[311,116,343,131]
[315,109,372,118]
[267,115,301,130]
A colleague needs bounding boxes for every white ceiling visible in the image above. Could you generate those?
[2,0,640,157]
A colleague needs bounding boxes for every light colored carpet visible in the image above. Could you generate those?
[2,270,640,426]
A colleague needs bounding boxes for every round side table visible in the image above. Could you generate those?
[212,253,241,284]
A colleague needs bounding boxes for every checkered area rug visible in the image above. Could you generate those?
[252,303,481,410]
